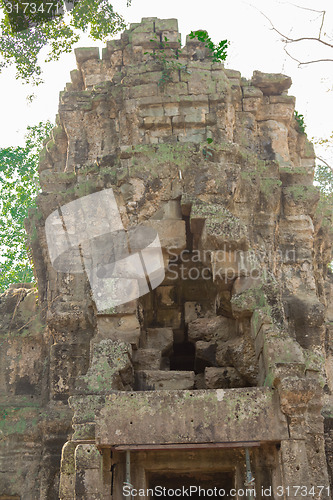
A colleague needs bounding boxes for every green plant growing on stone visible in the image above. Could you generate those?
[189,30,229,62]
[294,110,306,134]
[0,121,53,292]
[145,35,188,88]
[202,138,214,160]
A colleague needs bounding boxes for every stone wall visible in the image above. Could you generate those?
[0,17,332,500]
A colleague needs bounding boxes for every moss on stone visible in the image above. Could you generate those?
[260,177,282,196]
[285,184,319,201]
[191,200,247,240]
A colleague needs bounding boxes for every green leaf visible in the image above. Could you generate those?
[0,120,53,292]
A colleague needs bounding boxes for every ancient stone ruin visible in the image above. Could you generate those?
[0,17,332,500]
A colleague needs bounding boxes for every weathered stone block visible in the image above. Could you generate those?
[135,370,195,390]
[257,102,294,122]
[154,18,179,33]
[195,341,217,367]
[242,85,263,98]
[132,348,161,370]
[163,102,180,116]
[131,32,158,48]
[187,70,215,95]
[184,301,203,323]
[231,286,267,319]
[96,315,141,347]
[128,83,158,98]
[270,94,296,105]
[160,30,181,48]
[252,71,292,95]
[139,105,164,118]
[205,367,247,389]
[143,328,173,354]
[250,308,272,340]
[163,82,188,96]
[74,47,99,65]
[259,119,290,163]
[75,340,133,394]
[130,19,155,32]
[177,128,206,143]
[96,388,289,446]
[282,185,320,216]
[143,116,172,129]
[225,69,241,80]
[143,219,186,253]
[232,276,262,296]
[123,71,163,87]
[188,316,235,342]
[211,250,257,281]
[243,97,262,113]
[75,444,101,470]
[262,334,305,377]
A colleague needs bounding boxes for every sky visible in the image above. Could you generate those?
[0,0,332,162]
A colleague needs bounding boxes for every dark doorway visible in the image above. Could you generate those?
[148,471,235,500]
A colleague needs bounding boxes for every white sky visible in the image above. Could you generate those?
[0,0,332,162]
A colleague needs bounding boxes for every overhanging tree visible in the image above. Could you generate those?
[0,0,131,85]
[0,121,53,292]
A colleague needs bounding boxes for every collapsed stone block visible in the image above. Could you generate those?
[142,328,173,355]
[75,340,133,394]
[205,367,247,389]
[132,348,161,370]
[252,71,292,95]
[188,316,235,342]
[195,340,218,369]
[135,370,195,390]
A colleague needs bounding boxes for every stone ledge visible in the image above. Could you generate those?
[95,387,288,446]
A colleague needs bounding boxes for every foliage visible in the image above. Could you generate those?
[146,30,229,89]
[0,121,53,292]
[314,150,333,272]
[145,35,188,88]
[202,138,214,160]
[0,0,131,85]
[315,163,333,201]
[294,110,306,134]
[189,30,229,63]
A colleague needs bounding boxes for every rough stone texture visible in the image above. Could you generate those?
[95,388,288,446]
[0,16,332,500]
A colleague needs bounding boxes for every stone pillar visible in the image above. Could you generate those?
[278,377,330,500]
[74,444,105,500]
[59,441,76,500]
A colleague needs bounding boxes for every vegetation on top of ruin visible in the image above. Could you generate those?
[145,32,229,89]
[294,110,306,134]
[188,30,229,63]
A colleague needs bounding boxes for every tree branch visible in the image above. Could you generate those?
[255,6,333,66]
[283,45,333,66]
[316,156,333,173]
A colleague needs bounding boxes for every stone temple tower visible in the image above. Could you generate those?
[0,17,332,500]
